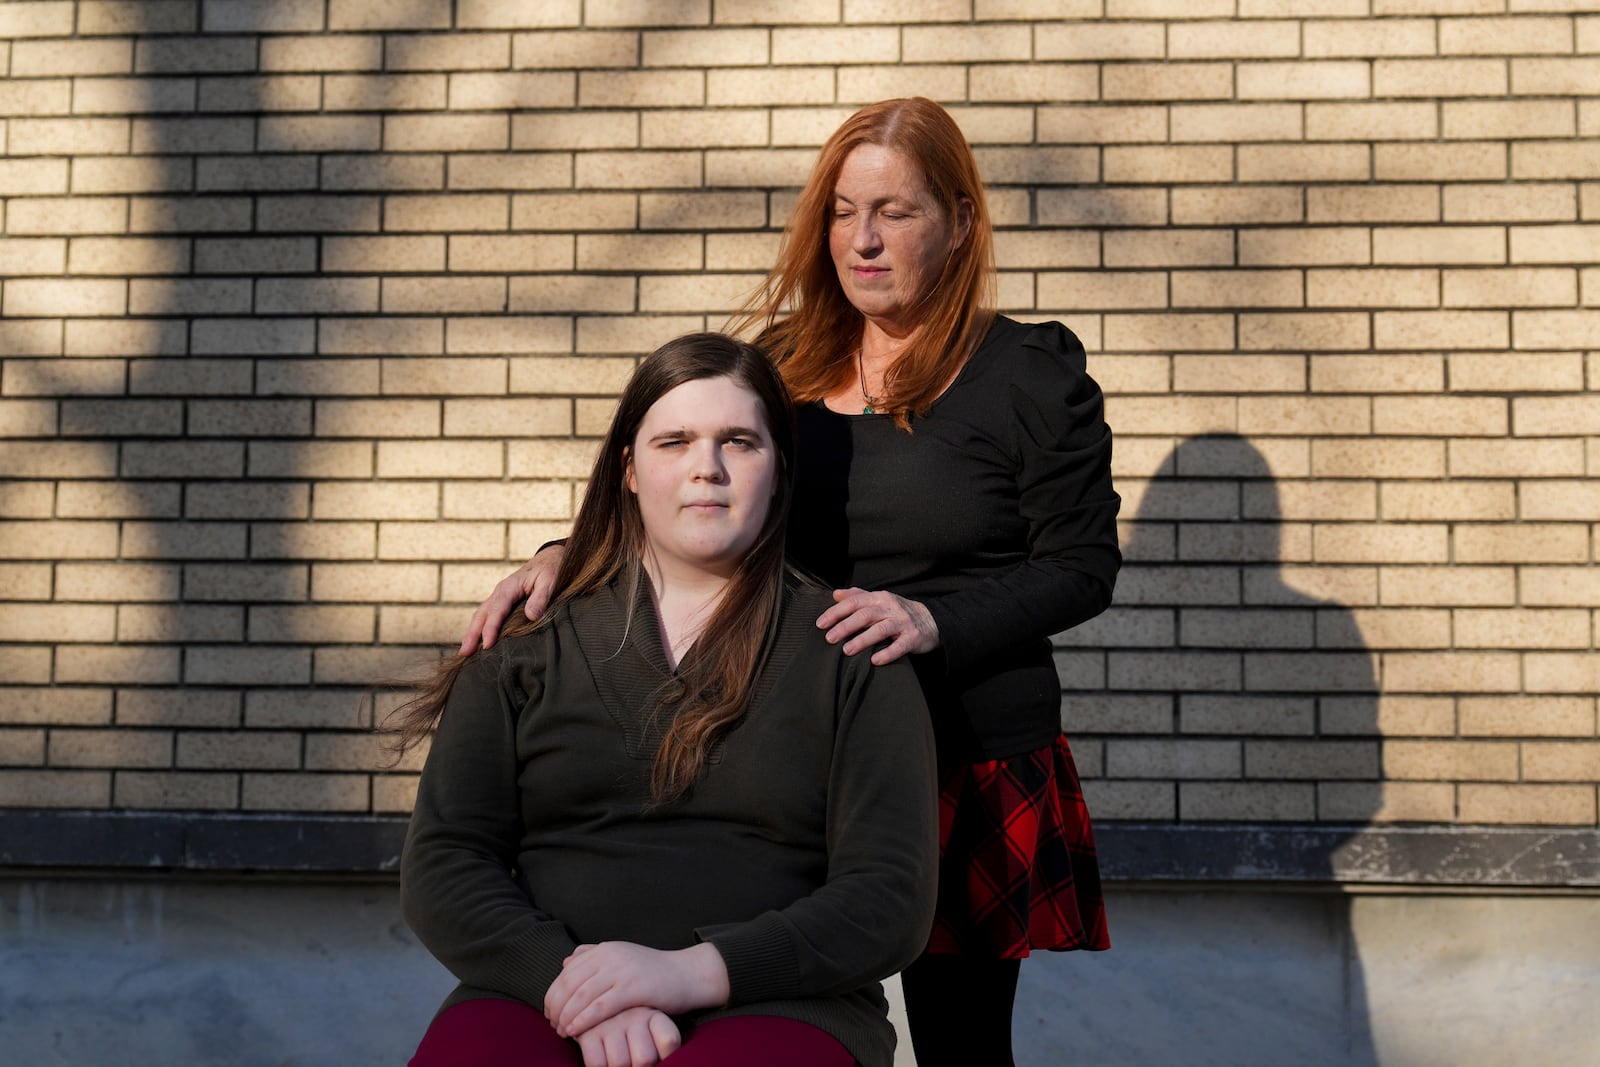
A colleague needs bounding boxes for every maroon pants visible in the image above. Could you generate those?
[410,997,855,1066]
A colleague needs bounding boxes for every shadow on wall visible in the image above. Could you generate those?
[1043,435,1382,1067]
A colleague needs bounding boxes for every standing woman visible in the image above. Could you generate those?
[464,99,1120,1066]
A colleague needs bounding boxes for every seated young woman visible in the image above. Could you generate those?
[392,333,939,1067]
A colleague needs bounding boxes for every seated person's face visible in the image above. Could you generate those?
[625,376,777,579]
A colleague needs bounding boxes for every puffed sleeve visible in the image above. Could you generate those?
[692,653,939,1004]
[924,321,1121,675]
[400,648,580,1006]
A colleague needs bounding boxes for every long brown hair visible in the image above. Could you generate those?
[730,97,996,429]
[387,333,797,804]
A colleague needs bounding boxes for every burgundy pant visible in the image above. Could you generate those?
[410,997,855,1066]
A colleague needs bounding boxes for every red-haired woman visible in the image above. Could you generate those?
[464,99,1120,1066]
[400,334,937,1067]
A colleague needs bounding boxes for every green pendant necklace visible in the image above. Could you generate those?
[857,349,880,415]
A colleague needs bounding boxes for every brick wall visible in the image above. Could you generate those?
[1,1,1596,849]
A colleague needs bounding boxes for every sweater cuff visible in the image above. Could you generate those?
[695,910,800,1006]
[487,924,581,1006]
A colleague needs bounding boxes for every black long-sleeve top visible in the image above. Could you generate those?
[402,574,939,1067]
[788,315,1121,765]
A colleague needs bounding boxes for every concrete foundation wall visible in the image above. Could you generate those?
[4,876,1595,1067]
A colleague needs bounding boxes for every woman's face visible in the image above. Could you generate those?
[625,375,777,581]
[827,143,969,336]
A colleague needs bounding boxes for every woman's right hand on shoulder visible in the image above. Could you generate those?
[459,544,566,655]
[572,1006,680,1067]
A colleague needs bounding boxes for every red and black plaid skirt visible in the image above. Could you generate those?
[924,734,1109,958]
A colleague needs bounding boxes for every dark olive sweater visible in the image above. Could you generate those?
[789,315,1121,764]
[401,574,939,1067]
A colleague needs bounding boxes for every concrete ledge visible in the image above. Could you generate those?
[2,811,1596,886]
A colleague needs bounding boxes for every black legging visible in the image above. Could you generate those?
[900,955,1023,1067]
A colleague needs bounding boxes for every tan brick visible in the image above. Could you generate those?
[442,398,570,437]
[1443,268,1578,310]
[1306,269,1438,310]
[1523,480,1600,522]
[310,482,438,522]
[1514,142,1600,182]
[242,772,369,813]
[1455,523,1590,563]
[0,648,53,686]
[508,356,632,396]
[10,196,130,237]
[1374,227,1507,267]
[1320,782,1455,822]
[1308,102,1439,143]
[578,70,702,110]
[322,74,444,113]
[442,480,571,521]
[311,563,437,603]
[57,479,180,518]
[1171,354,1304,394]
[511,30,639,69]
[1375,58,1508,98]
[1246,480,1378,522]
[1460,696,1594,738]
[1179,782,1314,822]
[113,771,236,809]
[307,731,425,773]
[504,439,602,480]
[50,727,170,769]
[379,522,505,561]
[1,78,72,118]
[57,645,181,685]
[129,197,253,235]
[639,272,763,312]
[1238,0,1368,13]
[245,688,368,731]
[1033,105,1161,146]
[0,769,110,808]
[1384,652,1521,695]
[1245,312,1373,353]
[1372,395,1508,436]
[1455,607,1591,650]
[1449,436,1584,478]
[1375,142,1508,182]
[577,150,701,189]
[8,117,129,156]
[575,314,703,354]
[320,318,443,356]
[1314,523,1449,565]
[315,399,443,442]
[12,38,132,77]
[639,27,767,66]
[257,34,380,72]
[900,24,1029,62]
[1513,396,1600,436]
[68,157,187,196]
[199,75,322,114]
[381,276,508,314]
[1103,313,1235,353]
[372,773,419,813]
[1038,272,1166,312]
[1380,481,1517,522]
[1526,746,1600,786]
[0,159,70,197]
[1103,63,1233,102]
[459,0,580,28]
[1515,309,1600,349]
[249,521,375,560]
[0,604,116,644]
[1239,61,1370,101]
[841,64,970,104]
[1103,230,1232,269]
[1172,186,1303,226]
[1444,183,1576,225]
[116,604,244,643]
[1239,228,1370,267]
[1511,224,1600,265]
[258,115,381,152]
[1512,57,1600,95]
[1100,400,1237,442]
[1305,17,1435,56]
[1523,567,1600,608]
[53,562,180,602]
[0,688,113,730]
[1442,16,1573,55]
[447,317,573,356]
[322,155,444,192]
[327,0,448,29]
[506,110,635,151]
[1526,652,1600,696]
[759,28,886,70]
[0,520,120,560]
[1443,101,1576,145]
[1169,103,1302,144]
[1458,784,1595,825]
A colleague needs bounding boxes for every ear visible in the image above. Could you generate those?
[953,197,974,249]
[622,446,637,494]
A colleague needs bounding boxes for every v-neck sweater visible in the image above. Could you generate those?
[789,315,1121,764]
[401,574,939,1067]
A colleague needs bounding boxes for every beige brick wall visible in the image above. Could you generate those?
[1,1,1595,833]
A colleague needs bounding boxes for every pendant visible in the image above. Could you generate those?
[863,404,874,414]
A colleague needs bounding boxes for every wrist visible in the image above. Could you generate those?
[679,942,730,1009]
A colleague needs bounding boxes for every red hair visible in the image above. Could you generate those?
[732,98,995,429]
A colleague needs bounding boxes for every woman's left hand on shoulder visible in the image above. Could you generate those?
[547,941,729,1040]
[817,587,940,665]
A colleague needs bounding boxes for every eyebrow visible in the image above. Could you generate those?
[832,192,917,209]
[648,424,766,442]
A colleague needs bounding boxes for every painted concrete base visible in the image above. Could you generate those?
[2,878,1596,1066]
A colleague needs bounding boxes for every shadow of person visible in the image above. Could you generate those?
[1015,433,1382,1066]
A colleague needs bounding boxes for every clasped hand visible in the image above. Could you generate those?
[545,941,730,1067]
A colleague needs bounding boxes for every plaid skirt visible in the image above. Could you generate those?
[923,734,1110,958]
